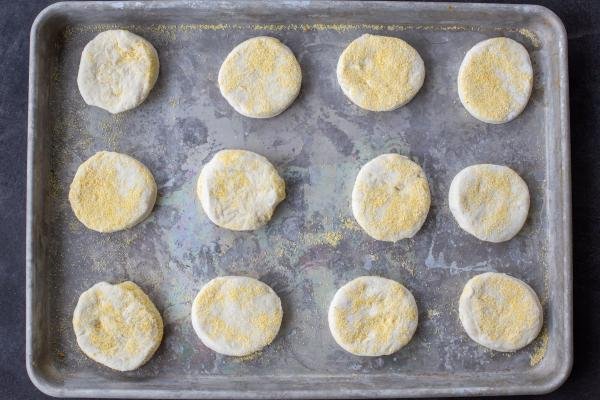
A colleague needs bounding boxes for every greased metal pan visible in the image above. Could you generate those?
[27,1,571,398]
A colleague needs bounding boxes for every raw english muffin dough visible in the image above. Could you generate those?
[72,281,164,371]
[197,149,286,231]
[69,151,157,233]
[352,154,431,242]
[328,276,418,356]
[77,29,159,114]
[191,276,283,356]
[337,34,425,111]
[459,272,543,352]
[218,36,302,118]
[448,164,529,242]
[458,37,533,123]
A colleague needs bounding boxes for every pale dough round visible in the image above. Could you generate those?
[72,281,164,371]
[337,34,425,111]
[218,36,302,118]
[69,151,157,233]
[459,272,543,352]
[448,164,529,242]
[191,276,283,356]
[352,154,431,242]
[77,29,159,114]
[328,276,418,356]
[197,149,286,231]
[458,37,533,123]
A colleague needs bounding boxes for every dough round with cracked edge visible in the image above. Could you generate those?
[191,276,283,356]
[352,154,431,242]
[448,164,529,243]
[72,281,164,371]
[328,276,418,356]
[77,29,159,114]
[218,36,302,118]
[459,272,543,352]
[458,37,533,123]
[69,151,157,233]
[337,33,425,111]
[197,149,286,231]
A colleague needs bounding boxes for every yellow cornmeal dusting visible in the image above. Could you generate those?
[338,34,423,111]
[529,328,548,366]
[68,152,155,232]
[219,37,301,117]
[355,156,430,240]
[332,279,417,354]
[194,278,282,350]
[460,166,513,237]
[458,38,532,122]
[470,275,539,347]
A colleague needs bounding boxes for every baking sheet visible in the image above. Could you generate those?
[27,1,571,398]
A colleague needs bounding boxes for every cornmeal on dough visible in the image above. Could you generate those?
[73,281,164,371]
[328,276,418,356]
[459,272,543,352]
[191,276,283,356]
[337,34,425,111]
[69,151,157,233]
[197,149,285,231]
[218,36,302,118]
[448,164,529,242]
[352,154,431,242]
[77,30,159,114]
[458,37,533,123]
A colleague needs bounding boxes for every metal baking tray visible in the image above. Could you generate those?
[27,1,571,398]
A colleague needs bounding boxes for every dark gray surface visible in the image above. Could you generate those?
[0,0,597,399]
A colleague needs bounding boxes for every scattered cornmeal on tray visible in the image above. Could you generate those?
[68,151,157,233]
[77,30,159,114]
[197,149,286,231]
[218,36,302,118]
[352,154,431,242]
[458,37,533,123]
[72,281,164,371]
[459,272,543,352]
[328,276,418,356]
[448,164,530,242]
[191,276,283,356]
[337,34,425,111]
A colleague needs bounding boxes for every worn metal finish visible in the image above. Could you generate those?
[26,1,571,398]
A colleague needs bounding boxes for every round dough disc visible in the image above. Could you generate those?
[328,276,418,356]
[191,276,283,356]
[337,34,425,111]
[69,151,157,233]
[458,37,533,123]
[197,149,286,231]
[448,164,529,242]
[77,29,159,114]
[459,272,543,352]
[352,154,431,242]
[72,281,164,371]
[218,36,302,118]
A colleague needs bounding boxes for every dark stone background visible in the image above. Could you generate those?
[0,0,597,399]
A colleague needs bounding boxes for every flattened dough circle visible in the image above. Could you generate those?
[77,30,159,114]
[337,34,425,111]
[191,276,283,356]
[459,272,543,352]
[72,281,164,371]
[448,164,529,242]
[218,36,302,118]
[458,37,533,123]
[328,276,418,356]
[352,154,431,242]
[197,149,286,231]
[69,151,157,233]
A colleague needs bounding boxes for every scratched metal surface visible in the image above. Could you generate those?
[26,1,571,398]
